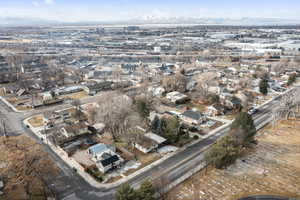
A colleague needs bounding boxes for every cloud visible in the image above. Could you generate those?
[32,1,40,7]
[44,0,54,5]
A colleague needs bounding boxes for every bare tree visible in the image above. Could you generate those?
[71,99,81,110]
[96,91,135,139]
[57,70,66,86]
[271,62,285,76]
[194,72,217,100]
[238,77,252,89]
[280,90,297,120]
[112,67,122,82]
[162,73,187,93]
[87,108,97,125]
[5,54,23,81]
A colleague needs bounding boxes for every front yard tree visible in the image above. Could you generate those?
[97,91,136,139]
[287,73,297,86]
[162,73,187,93]
[231,112,256,144]
[204,136,240,169]
[259,78,269,95]
[163,117,182,144]
[208,94,220,104]
[116,183,137,200]
[151,115,160,134]
[135,97,151,120]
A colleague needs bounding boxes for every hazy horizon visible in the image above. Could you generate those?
[1,0,300,24]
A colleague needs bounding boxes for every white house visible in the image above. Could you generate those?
[88,143,123,173]
[166,91,188,103]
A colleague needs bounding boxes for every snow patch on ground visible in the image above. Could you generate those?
[158,145,178,154]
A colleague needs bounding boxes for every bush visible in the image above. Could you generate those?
[116,183,137,200]
[116,180,157,200]
[193,135,199,140]
[208,94,220,104]
[287,73,297,86]
[85,166,103,182]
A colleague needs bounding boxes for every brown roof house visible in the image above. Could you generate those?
[134,132,166,153]
[60,122,89,138]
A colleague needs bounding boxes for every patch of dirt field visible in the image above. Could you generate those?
[61,91,89,100]
[28,115,45,127]
[0,135,59,200]
[169,119,300,200]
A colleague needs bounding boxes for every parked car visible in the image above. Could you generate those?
[248,107,259,115]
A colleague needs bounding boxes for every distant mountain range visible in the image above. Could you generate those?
[0,16,299,26]
[0,17,59,26]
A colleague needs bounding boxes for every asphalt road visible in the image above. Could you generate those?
[0,87,297,200]
[238,195,298,200]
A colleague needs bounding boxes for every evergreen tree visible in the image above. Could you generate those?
[137,180,157,200]
[151,116,160,134]
[287,74,297,86]
[231,112,256,144]
[136,97,150,119]
[259,78,269,95]
[164,117,181,144]
[204,136,240,169]
[116,184,138,200]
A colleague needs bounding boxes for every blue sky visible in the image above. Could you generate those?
[1,0,300,22]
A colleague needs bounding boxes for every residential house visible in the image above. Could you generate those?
[148,86,165,97]
[60,122,89,138]
[225,97,242,110]
[180,109,206,125]
[166,91,189,104]
[88,143,123,173]
[206,104,226,116]
[83,81,113,95]
[134,132,167,153]
[88,123,105,134]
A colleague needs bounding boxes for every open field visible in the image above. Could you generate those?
[0,135,59,200]
[169,118,300,200]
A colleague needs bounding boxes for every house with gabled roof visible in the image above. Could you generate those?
[88,143,123,173]
[180,109,206,125]
[134,132,167,153]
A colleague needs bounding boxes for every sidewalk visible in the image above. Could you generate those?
[207,116,232,123]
